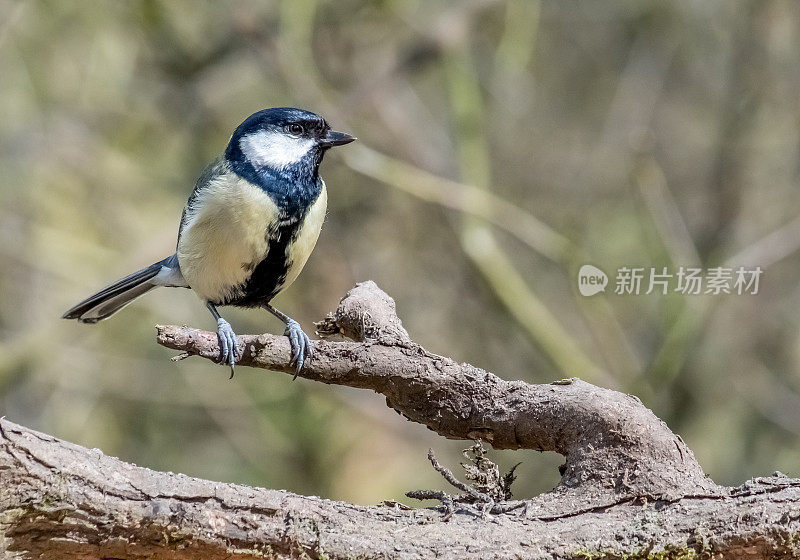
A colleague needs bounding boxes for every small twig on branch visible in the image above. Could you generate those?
[426,447,489,502]
[170,352,192,362]
[406,443,524,518]
[460,440,520,501]
[405,490,457,520]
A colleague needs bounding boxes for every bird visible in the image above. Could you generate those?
[63,107,355,377]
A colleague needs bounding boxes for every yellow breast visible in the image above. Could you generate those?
[176,173,279,303]
[280,183,327,293]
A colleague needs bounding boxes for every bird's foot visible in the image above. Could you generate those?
[216,318,241,379]
[284,319,313,378]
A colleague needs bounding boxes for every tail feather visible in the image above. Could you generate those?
[63,257,173,323]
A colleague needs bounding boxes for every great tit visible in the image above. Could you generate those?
[63,108,355,377]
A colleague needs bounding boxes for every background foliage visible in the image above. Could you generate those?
[1,0,799,504]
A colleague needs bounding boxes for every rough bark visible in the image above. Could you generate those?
[2,281,799,559]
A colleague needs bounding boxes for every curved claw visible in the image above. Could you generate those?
[284,319,313,378]
[216,318,239,379]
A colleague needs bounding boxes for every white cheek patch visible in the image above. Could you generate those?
[239,129,315,169]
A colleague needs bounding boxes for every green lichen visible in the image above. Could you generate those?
[0,507,27,525]
[572,543,705,560]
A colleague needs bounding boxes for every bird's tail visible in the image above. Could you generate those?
[62,256,180,323]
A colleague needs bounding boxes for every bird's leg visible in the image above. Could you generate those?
[206,302,240,379]
[265,304,312,378]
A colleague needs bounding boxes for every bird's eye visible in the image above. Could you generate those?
[287,124,305,136]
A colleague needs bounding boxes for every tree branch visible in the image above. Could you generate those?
[2,281,798,559]
[157,281,715,502]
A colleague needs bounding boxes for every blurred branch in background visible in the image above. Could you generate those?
[441,19,607,381]
[727,213,800,269]
[634,156,702,269]
[632,155,707,396]
[343,144,572,264]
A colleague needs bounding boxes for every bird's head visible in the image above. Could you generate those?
[225,108,355,174]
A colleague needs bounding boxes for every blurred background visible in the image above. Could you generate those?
[1,0,800,504]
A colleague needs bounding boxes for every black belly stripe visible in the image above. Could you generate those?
[218,218,301,308]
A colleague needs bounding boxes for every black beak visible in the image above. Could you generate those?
[319,130,356,148]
